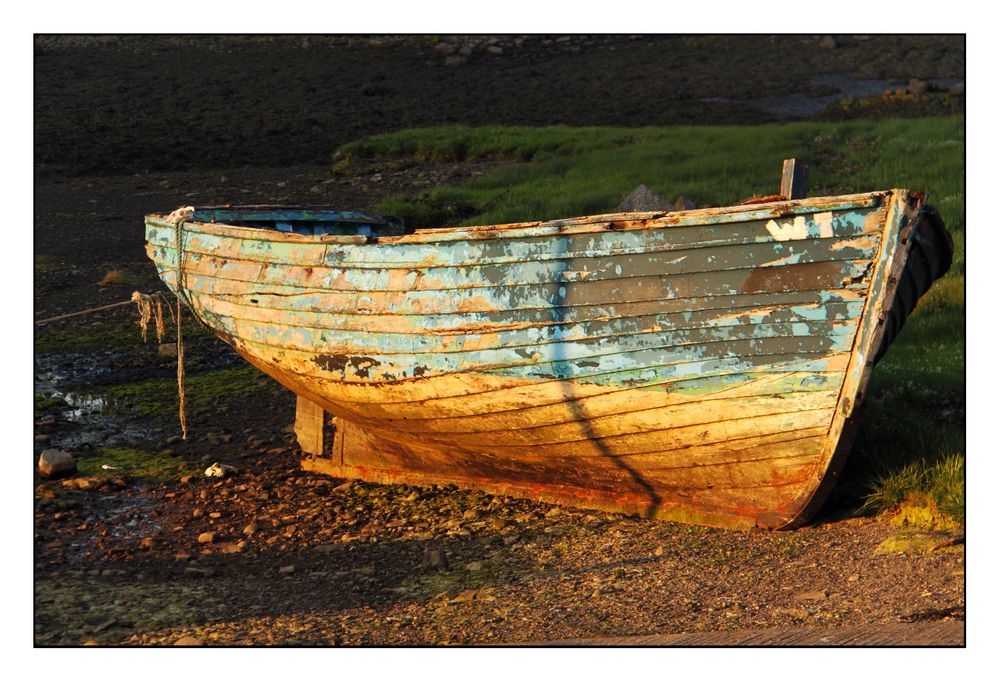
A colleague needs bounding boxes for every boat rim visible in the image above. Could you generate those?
[146,189,908,246]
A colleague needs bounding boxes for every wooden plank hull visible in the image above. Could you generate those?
[145,190,932,528]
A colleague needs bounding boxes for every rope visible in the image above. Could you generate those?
[35,298,144,325]
[174,215,190,441]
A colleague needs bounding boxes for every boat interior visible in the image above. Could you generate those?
[190,207,409,237]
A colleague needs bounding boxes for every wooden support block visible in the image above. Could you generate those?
[294,394,327,455]
[781,159,809,200]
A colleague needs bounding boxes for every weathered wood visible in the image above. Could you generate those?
[146,189,948,529]
[780,159,810,200]
[294,394,327,455]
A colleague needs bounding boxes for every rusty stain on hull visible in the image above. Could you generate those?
[144,189,946,529]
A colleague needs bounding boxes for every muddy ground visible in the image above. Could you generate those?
[33,35,965,646]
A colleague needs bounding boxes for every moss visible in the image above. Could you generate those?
[103,365,276,418]
[77,446,187,482]
[875,529,962,556]
[35,394,69,415]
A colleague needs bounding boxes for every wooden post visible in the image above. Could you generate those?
[780,159,809,200]
[295,394,327,455]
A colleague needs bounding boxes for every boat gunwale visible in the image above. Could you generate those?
[145,191,891,246]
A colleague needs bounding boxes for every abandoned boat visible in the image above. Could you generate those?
[144,168,951,529]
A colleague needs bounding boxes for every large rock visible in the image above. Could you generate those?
[615,185,672,213]
[37,450,76,479]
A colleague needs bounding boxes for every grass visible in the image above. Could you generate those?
[336,117,965,525]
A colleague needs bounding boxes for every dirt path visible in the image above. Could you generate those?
[33,35,965,646]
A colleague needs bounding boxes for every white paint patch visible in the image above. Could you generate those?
[815,211,835,239]
[765,215,810,241]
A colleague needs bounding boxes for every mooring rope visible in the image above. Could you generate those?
[173,214,191,441]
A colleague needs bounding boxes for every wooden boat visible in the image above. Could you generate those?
[144,162,951,529]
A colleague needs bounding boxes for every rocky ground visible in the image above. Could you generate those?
[33,34,965,646]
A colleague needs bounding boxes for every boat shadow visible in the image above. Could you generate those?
[548,235,664,519]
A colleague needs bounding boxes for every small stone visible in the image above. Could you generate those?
[218,542,243,554]
[818,35,838,49]
[174,635,203,646]
[463,509,480,520]
[444,55,466,66]
[93,618,117,633]
[197,532,215,544]
[158,343,178,358]
[175,553,191,561]
[165,435,183,445]
[487,46,503,55]
[847,574,859,582]
[279,565,296,574]
[458,45,472,57]
[37,450,76,479]
[208,512,222,519]
[422,548,449,571]
[544,508,562,518]
[465,561,483,572]
[794,589,829,602]
[243,522,259,536]
[615,185,672,213]
[434,42,455,55]
[192,508,204,519]
[673,196,697,211]
[180,475,194,484]
[204,462,237,478]
[451,589,478,603]
[774,607,810,620]
[654,545,665,557]
[139,536,156,551]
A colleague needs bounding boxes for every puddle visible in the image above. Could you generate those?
[704,74,964,119]
[35,352,153,450]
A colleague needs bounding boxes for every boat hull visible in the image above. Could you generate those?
[145,190,930,528]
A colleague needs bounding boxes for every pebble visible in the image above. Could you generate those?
[192,508,204,519]
[465,561,483,572]
[174,635,203,646]
[208,512,222,519]
[198,532,216,544]
[794,589,829,602]
[139,536,155,551]
[654,545,665,557]
[165,435,183,445]
[422,548,449,571]
[38,450,77,479]
[279,565,296,574]
[243,522,259,536]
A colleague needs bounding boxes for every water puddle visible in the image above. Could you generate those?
[704,74,964,119]
[35,352,152,450]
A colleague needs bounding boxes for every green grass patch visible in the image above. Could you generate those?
[104,365,275,418]
[77,446,187,482]
[340,117,965,525]
[337,117,964,270]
